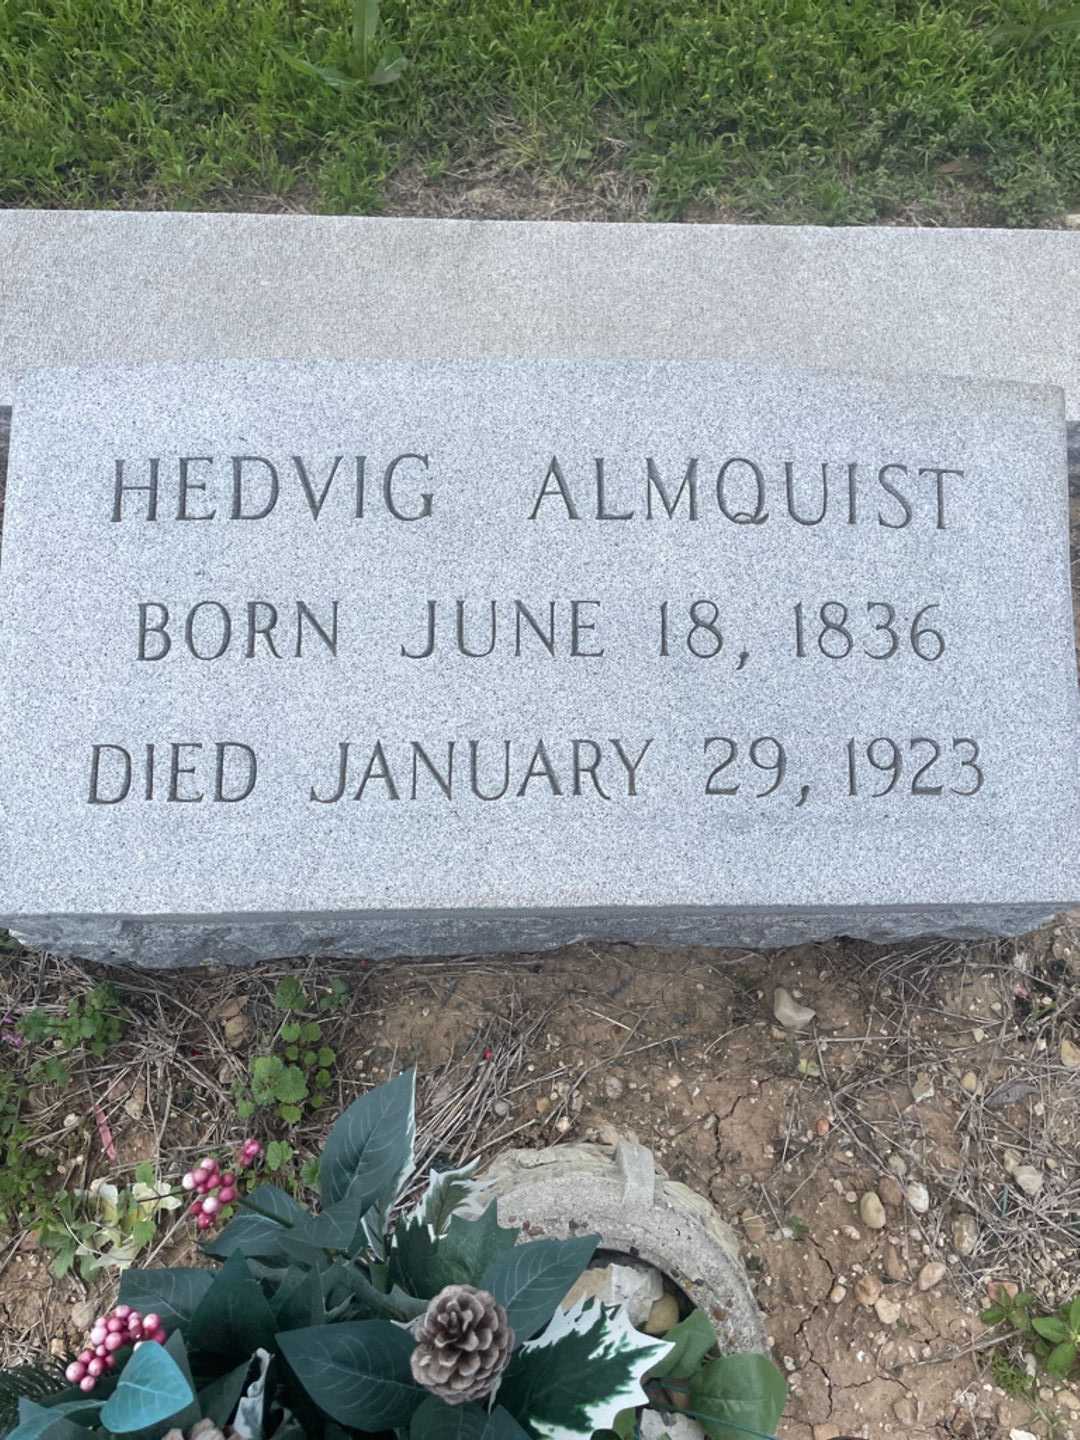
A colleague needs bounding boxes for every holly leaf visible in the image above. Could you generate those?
[482,1234,598,1343]
[98,1339,194,1434]
[119,1267,215,1329]
[687,1353,788,1440]
[391,1203,519,1300]
[646,1308,716,1380]
[405,1160,484,1236]
[320,1070,415,1210]
[277,1320,424,1429]
[410,1398,532,1440]
[497,1300,671,1440]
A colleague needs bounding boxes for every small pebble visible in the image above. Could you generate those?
[887,1154,907,1178]
[828,1284,847,1305]
[905,1181,930,1214]
[918,1261,947,1291]
[893,1398,918,1426]
[773,987,816,1030]
[1062,1037,1080,1070]
[854,1273,881,1307]
[1013,1165,1043,1197]
[859,1192,886,1229]
[883,1242,908,1282]
[960,1071,979,1093]
[952,1213,979,1256]
[604,1075,625,1100]
[875,1296,901,1325]
[741,1213,768,1245]
[878,1175,904,1208]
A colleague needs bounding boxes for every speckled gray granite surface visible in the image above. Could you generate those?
[0,358,1077,967]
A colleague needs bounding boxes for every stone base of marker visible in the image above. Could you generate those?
[5,902,1059,969]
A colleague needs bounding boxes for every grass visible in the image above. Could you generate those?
[0,0,1079,224]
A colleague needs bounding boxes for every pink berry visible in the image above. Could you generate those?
[218,1186,236,1204]
[78,1350,93,1366]
[113,1305,131,1320]
[199,1157,215,1173]
[181,1172,196,1191]
[191,1166,208,1185]
[128,1312,143,1328]
[201,1195,220,1216]
[79,1377,96,1394]
[197,1213,213,1231]
[87,1358,105,1378]
[89,1326,107,1346]
[149,1328,168,1344]
[66,1362,86,1384]
[142,1314,160,1332]
[104,1356,117,1371]
[104,1333,123,1353]
[106,1317,123,1334]
[95,1346,108,1360]
[221,1172,235,1186]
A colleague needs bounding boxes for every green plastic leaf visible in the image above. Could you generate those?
[188,1252,278,1360]
[99,1340,195,1434]
[687,1353,788,1440]
[273,1262,327,1332]
[498,1300,671,1440]
[323,1261,428,1321]
[198,1358,255,1429]
[202,1186,324,1267]
[1046,1341,1077,1377]
[482,1234,599,1342]
[278,1320,424,1430]
[119,1267,215,1329]
[1032,1315,1069,1344]
[410,1398,532,1440]
[646,1309,716,1380]
[392,1201,519,1299]
[9,1400,99,1440]
[320,1070,415,1209]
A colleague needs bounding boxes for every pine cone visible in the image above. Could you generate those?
[410,1285,515,1405]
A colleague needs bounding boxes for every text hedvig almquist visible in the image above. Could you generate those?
[110,452,963,530]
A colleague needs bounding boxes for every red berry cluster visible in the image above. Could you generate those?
[181,1155,238,1232]
[66,1307,165,1392]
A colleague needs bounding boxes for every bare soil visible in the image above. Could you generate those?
[3,922,1080,1440]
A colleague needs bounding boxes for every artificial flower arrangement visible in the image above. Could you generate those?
[2,1072,785,1440]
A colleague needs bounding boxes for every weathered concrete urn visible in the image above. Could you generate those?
[474,1139,766,1354]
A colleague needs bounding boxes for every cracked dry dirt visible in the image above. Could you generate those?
[3,925,1079,1440]
[370,933,1080,1439]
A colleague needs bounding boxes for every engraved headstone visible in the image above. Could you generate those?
[0,358,1077,966]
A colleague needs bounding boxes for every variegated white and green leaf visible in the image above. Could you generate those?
[408,1158,487,1236]
[497,1299,672,1440]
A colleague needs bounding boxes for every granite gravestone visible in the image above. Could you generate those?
[0,358,1077,967]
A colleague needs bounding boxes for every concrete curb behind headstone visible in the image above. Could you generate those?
[474,1140,767,1354]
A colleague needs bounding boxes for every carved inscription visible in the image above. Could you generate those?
[88,446,984,810]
